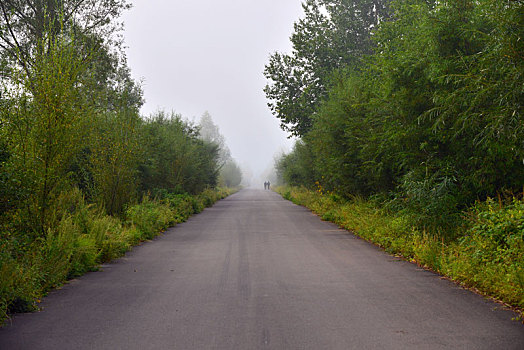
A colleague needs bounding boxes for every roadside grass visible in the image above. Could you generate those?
[0,187,234,324]
[276,186,524,316]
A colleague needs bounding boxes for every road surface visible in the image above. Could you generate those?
[1,189,523,349]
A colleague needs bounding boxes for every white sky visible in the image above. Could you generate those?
[122,0,303,178]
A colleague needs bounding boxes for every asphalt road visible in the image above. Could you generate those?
[1,189,523,349]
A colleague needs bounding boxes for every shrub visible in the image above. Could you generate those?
[0,187,232,325]
[277,186,524,309]
[84,214,124,263]
[126,197,174,240]
[443,198,524,307]
[0,248,38,319]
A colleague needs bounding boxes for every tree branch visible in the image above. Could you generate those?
[0,2,34,88]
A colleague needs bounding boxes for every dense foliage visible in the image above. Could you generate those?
[0,187,231,323]
[278,187,523,309]
[270,0,523,309]
[264,0,391,137]
[0,1,232,323]
[270,0,523,234]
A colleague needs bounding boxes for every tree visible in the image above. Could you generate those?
[198,111,231,165]
[275,140,317,187]
[0,1,143,226]
[219,160,242,188]
[264,0,391,137]
[277,0,523,231]
[2,34,91,233]
[198,111,243,188]
[139,112,220,195]
[90,108,142,215]
[0,0,131,85]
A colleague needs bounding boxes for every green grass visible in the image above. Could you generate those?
[0,187,234,324]
[276,186,524,314]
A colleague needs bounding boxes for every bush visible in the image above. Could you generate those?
[0,248,38,320]
[0,187,233,325]
[277,186,524,309]
[442,198,524,307]
[126,197,175,239]
[84,214,125,263]
[394,168,461,236]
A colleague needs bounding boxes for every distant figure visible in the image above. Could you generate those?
[264,181,267,190]
[267,181,271,190]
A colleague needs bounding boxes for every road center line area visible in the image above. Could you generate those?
[1,189,523,349]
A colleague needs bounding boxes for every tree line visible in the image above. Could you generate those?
[0,1,241,320]
[268,0,523,234]
[0,1,242,235]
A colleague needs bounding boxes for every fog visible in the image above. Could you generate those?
[122,1,303,183]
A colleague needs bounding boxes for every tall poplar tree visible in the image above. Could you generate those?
[264,0,390,137]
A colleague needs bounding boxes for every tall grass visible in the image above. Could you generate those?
[277,186,524,312]
[0,187,233,324]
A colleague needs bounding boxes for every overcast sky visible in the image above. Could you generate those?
[122,0,304,181]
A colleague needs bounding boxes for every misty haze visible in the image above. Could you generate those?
[122,0,304,186]
[1,1,522,349]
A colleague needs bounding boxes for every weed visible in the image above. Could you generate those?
[0,187,234,325]
[277,186,524,309]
